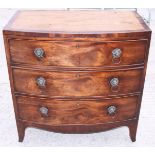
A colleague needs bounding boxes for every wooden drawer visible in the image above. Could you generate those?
[17,95,139,125]
[13,68,143,97]
[9,39,146,67]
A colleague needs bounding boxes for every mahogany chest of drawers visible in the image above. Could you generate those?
[3,10,151,142]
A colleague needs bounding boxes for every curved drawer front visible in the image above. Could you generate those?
[9,39,146,67]
[13,68,143,97]
[17,95,139,125]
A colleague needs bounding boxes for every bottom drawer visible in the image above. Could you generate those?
[17,95,139,125]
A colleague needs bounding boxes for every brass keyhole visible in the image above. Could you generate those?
[76,44,79,48]
[76,102,80,107]
[76,73,80,78]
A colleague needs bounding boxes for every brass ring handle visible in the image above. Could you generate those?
[36,77,46,87]
[34,48,45,58]
[110,77,119,87]
[107,105,117,115]
[39,107,48,117]
[112,48,122,59]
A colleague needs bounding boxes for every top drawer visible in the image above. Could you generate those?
[9,39,147,68]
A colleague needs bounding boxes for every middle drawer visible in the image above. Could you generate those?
[13,68,143,97]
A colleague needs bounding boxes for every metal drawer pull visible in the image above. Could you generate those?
[39,107,48,117]
[36,77,46,87]
[34,48,45,58]
[112,48,122,59]
[107,105,117,115]
[110,77,119,87]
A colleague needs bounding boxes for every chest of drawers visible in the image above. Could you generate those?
[3,10,151,142]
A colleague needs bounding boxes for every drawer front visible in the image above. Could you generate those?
[17,95,139,125]
[13,68,143,97]
[10,40,146,67]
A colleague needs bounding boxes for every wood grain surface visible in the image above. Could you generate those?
[9,39,147,67]
[5,10,148,32]
[12,68,143,97]
[3,10,151,39]
[17,95,139,125]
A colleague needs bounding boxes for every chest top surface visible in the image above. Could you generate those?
[4,10,150,35]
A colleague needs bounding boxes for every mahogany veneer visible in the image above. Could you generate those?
[3,10,151,142]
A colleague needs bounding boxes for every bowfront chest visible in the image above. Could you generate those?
[3,10,151,142]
